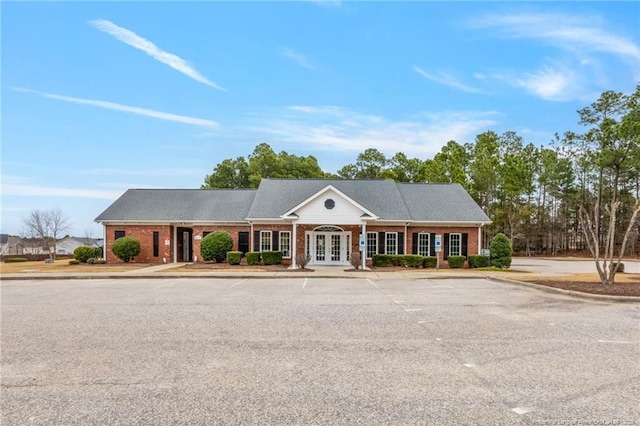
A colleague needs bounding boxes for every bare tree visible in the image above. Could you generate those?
[22,208,70,260]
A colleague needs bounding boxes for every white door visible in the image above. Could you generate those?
[313,232,347,265]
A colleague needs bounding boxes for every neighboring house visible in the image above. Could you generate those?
[22,238,52,255]
[95,179,492,267]
[0,234,24,255]
[56,237,104,255]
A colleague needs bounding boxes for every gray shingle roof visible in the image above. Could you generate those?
[95,180,491,224]
[95,189,257,222]
[397,182,491,222]
[246,179,411,220]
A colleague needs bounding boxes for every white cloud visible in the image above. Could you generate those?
[2,184,122,200]
[467,11,640,100]
[90,19,227,91]
[514,66,572,101]
[280,47,317,70]
[13,87,219,128]
[245,106,499,158]
[414,67,483,93]
[472,13,640,61]
[81,168,202,177]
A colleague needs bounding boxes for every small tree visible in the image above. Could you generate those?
[200,231,233,262]
[490,233,512,269]
[111,237,141,263]
[74,246,96,263]
[22,208,70,260]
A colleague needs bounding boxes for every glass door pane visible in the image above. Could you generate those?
[316,234,325,261]
[331,235,341,261]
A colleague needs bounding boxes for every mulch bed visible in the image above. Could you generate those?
[526,276,640,297]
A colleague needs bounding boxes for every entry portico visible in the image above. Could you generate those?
[278,185,377,268]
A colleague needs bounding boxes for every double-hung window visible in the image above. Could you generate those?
[386,232,398,255]
[449,233,461,256]
[260,231,272,252]
[366,232,377,259]
[417,233,430,256]
[279,231,291,258]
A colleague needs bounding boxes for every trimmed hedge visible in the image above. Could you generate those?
[226,251,242,265]
[200,231,233,262]
[469,255,490,268]
[246,252,261,266]
[423,256,437,268]
[447,255,466,268]
[68,259,80,265]
[262,251,283,265]
[373,254,424,268]
[112,236,141,263]
[74,246,96,263]
[5,258,28,263]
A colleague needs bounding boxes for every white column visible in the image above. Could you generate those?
[478,224,483,254]
[361,222,366,269]
[173,225,177,263]
[291,221,297,269]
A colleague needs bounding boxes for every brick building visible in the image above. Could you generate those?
[95,179,491,267]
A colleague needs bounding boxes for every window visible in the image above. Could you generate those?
[449,233,461,256]
[417,233,430,256]
[153,232,159,257]
[203,231,211,238]
[366,232,377,259]
[279,231,291,258]
[114,230,125,240]
[386,232,398,255]
[260,231,272,252]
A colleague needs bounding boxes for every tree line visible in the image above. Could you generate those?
[202,86,640,280]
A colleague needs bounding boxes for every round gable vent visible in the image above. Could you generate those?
[324,199,335,210]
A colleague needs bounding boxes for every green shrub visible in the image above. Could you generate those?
[447,255,466,268]
[93,246,103,258]
[93,258,106,264]
[4,258,28,263]
[86,257,96,264]
[372,254,392,267]
[489,233,512,269]
[404,255,424,268]
[200,231,233,262]
[68,259,80,265]
[226,251,242,265]
[246,251,261,266]
[613,262,625,273]
[262,251,283,265]
[423,256,437,268]
[74,246,95,263]
[469,255,490,268]
[111,236,141,263]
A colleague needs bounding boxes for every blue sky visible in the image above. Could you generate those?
[2,1,639,237]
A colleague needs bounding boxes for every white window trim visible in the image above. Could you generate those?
[386,232,398,255]
[449,233,462,257]
[279,231,291,258]
[418,233,430,257]
[366,232,377,259]
[260,231,272,252]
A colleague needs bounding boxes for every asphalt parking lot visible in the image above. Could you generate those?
[2,277,639,425]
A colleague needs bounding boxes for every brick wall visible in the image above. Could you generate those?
[192,225,251,262]
[105,225,173,264]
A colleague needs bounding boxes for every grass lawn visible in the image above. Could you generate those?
[0,260,147,274]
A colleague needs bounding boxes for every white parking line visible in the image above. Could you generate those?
[511,407,532,415]
[404,308,424,312]
[597,340,637,344]
[463,363,475,368]
[303,278,308,289]
[229,279,247,289]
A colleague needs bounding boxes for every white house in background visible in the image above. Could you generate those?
[22,238,52,255]
[0,234,24,255]
[56,237,104,255]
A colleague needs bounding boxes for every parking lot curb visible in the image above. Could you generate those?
[488,276,640,303]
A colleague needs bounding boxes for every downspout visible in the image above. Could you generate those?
[173,225,177,263]
[250,222,254,254]
[405,222,409,255]
[361,222,367,270]
[102,222,106,262]
[478,223,484,254]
